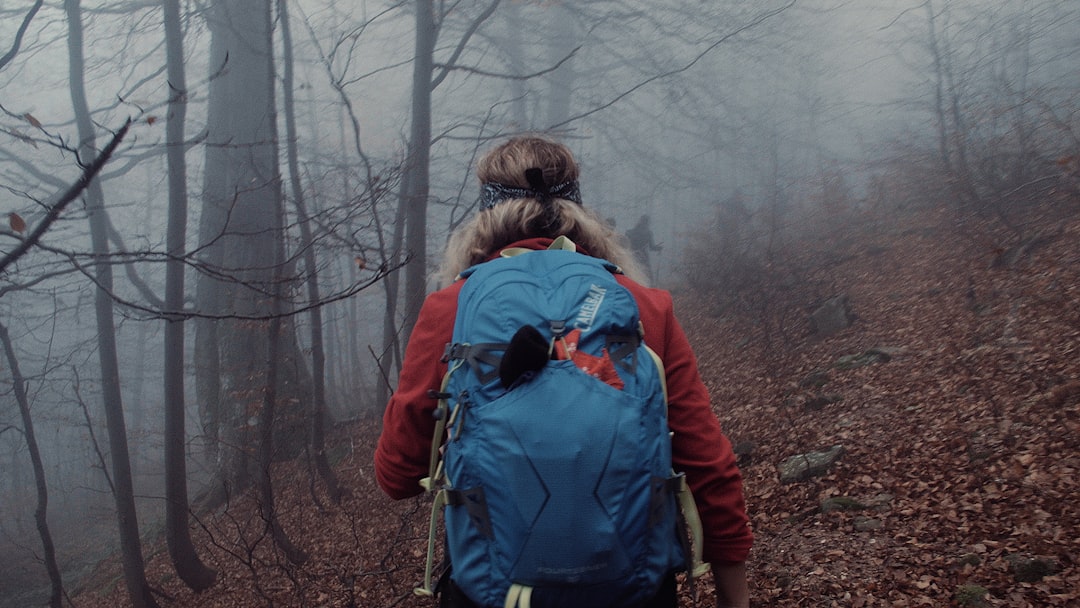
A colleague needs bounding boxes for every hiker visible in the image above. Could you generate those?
[626,213,662,278]
[374,136,752,608]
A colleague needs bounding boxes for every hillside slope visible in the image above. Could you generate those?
[687,202,1079,606]
[70,201,1079,607]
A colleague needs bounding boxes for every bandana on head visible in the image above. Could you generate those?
[477,177,582,210]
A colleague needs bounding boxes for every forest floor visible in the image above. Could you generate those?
[57,198,1080,607]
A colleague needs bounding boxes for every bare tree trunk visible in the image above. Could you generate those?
[376,0,435,407]
[503,2,531,129]
[259,281,309,564]
[396,0,501,349]
[64,2,157,605]
[193,11,227,470]
[278,0,341,502]
[377,195,406,408]
[317,56,401,411]
[196,0,309,500]
[544,3,576,128]
[323,301,342,410]
[259,34,307,557]
[162,0,216,590]
[199,0,268,499]
[399,0,435,346]
[0,322,63,608]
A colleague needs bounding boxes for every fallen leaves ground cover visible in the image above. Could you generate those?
[71,200,1079,607]
[690,202,1080,607]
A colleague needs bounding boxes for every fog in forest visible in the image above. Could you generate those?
[1,0,1077,606]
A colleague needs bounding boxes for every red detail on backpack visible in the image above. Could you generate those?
[554,329,625,390]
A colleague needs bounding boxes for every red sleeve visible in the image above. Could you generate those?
[374,283,462,499]
[620,277,753,564]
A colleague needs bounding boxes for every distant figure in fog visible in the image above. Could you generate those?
[626,213,662,279]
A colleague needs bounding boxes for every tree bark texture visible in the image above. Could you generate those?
[196,0,310,500]
[64,1,158,606]
[0,323,64,608]
[162,0,217,590]
[400,0,436,346]
[278,0,341,502]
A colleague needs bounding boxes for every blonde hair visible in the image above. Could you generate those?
[477,136,580,188]
[437,136,647,286]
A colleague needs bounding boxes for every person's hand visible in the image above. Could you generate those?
[712,561,749,608]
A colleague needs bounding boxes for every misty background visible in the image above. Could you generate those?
[1,0,1077,606]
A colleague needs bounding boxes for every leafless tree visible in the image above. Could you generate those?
[0,321,63,608]
[64,0,157,604]
[161,0,217,591]
[279,0,341,502]
[194,0,312,501]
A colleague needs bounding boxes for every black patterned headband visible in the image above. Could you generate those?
[477,168,582,210]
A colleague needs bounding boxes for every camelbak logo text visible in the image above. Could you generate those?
[574,284,607,331]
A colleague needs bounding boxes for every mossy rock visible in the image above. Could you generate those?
[957,553,982,568]
[804,394,843,411]
[821,496,865,513]
[833,350,890,369]
[732,441,756,467]
[799,370,830,388]
[954,584,990,607]
[1006,554,1059,582]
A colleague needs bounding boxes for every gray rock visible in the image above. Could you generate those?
[820,496,865,513]
[810,295,855,337]
[853,516,883,531]
[834,350,890,369]
[778,445,844,483]
[799,369,831,388]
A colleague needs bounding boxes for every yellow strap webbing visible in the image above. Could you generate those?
[547,235,577,251]
[501,235,578,259]
[499,247,531,258]
[642,343,669,405]
[676,475,710,579]
[504,583,533,608]
[414,488,448,597]
[645,343,708,581]
[415,362,465,597]
[424,362,462,482]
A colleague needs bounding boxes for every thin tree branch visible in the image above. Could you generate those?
[0,267,82,299]
[433,46,579,83]
[104,214,166,309]
[0,0,44,72]
[550,1,796,131]
[430,0,501,89]
[0,119,132,276]
[35,238,400,321]
[73,367,116,496]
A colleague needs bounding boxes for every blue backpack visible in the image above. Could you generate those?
[415,239,706,608]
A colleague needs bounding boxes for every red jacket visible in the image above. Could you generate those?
[375,239,752,565]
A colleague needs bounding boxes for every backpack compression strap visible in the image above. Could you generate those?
[445,342,510,385]
[504,583,533,608]
[415,361,465,598]
[643,343,709,585]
